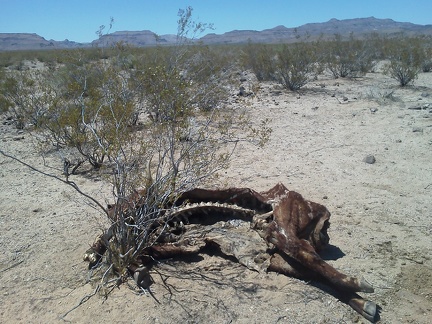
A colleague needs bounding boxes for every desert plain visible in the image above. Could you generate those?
[1,64,431,323]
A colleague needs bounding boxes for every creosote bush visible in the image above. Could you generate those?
[383,36,424,86]
[322,34,375,79]
[241,42,277,81]
[274,42,318,90]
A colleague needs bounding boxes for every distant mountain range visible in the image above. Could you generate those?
[1,17,432,51]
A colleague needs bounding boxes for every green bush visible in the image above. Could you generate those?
[274,42,318,90]
[383,36,424,86]
[322,34,375,78]
[0,68,11,113]
[1,47,138,167]
[421,46,432,72]
[241,42,277,81]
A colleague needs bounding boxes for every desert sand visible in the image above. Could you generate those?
[1,67,431,323]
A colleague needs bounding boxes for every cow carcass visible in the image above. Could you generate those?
[84,183,378,322]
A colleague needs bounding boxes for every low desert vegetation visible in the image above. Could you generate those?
[382,35,429,86]
[0,7,271,292]
[274,41,320,90]
[241,42,277,82]
[240,33,432,89]
[321,33,376,79]
[1,8,431,295]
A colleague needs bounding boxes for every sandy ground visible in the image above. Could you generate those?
[1,68,431,323]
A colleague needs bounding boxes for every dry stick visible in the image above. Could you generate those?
[0,149,108,215]
[0,260,24,273]
[305,144,350,156]
[60,285,101,320]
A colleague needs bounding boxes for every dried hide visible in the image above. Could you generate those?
[84,183,378,322]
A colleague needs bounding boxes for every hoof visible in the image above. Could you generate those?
[360,277,374,293]
[83,249,101,268]
[349,298,377,322]
[362,301,377,322]
[133,266,152,289]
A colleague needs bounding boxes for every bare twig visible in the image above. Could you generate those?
[305,144,350,156]
[0,260,24,273]
[60,285,100,319]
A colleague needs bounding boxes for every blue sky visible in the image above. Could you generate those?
[1,0,431,43]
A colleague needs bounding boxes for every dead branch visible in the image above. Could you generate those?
[60,285,100,320]
[0,260,24,273]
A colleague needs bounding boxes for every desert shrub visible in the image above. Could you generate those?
[274,42,318,90]
[0,68,11,113]
[322,34,375,78]
[185,46,234,111]
[0,52,14,68]
[1,46,139,168]
[136,46,231,116]
[363,32,389,61]
[85,8,271,286]
[383,36,424,86]
[0,51,28,68]
[241,42,277,81]
[0,70,55,128]
[421,45,432,72]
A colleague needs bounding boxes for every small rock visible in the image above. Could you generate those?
[370,107,378,113]
[396,139,402,143]
[412,127,423,133]
[363,155,376,164]
[238,86,248,96]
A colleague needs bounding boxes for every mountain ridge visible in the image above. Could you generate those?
[1,17,431,51]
